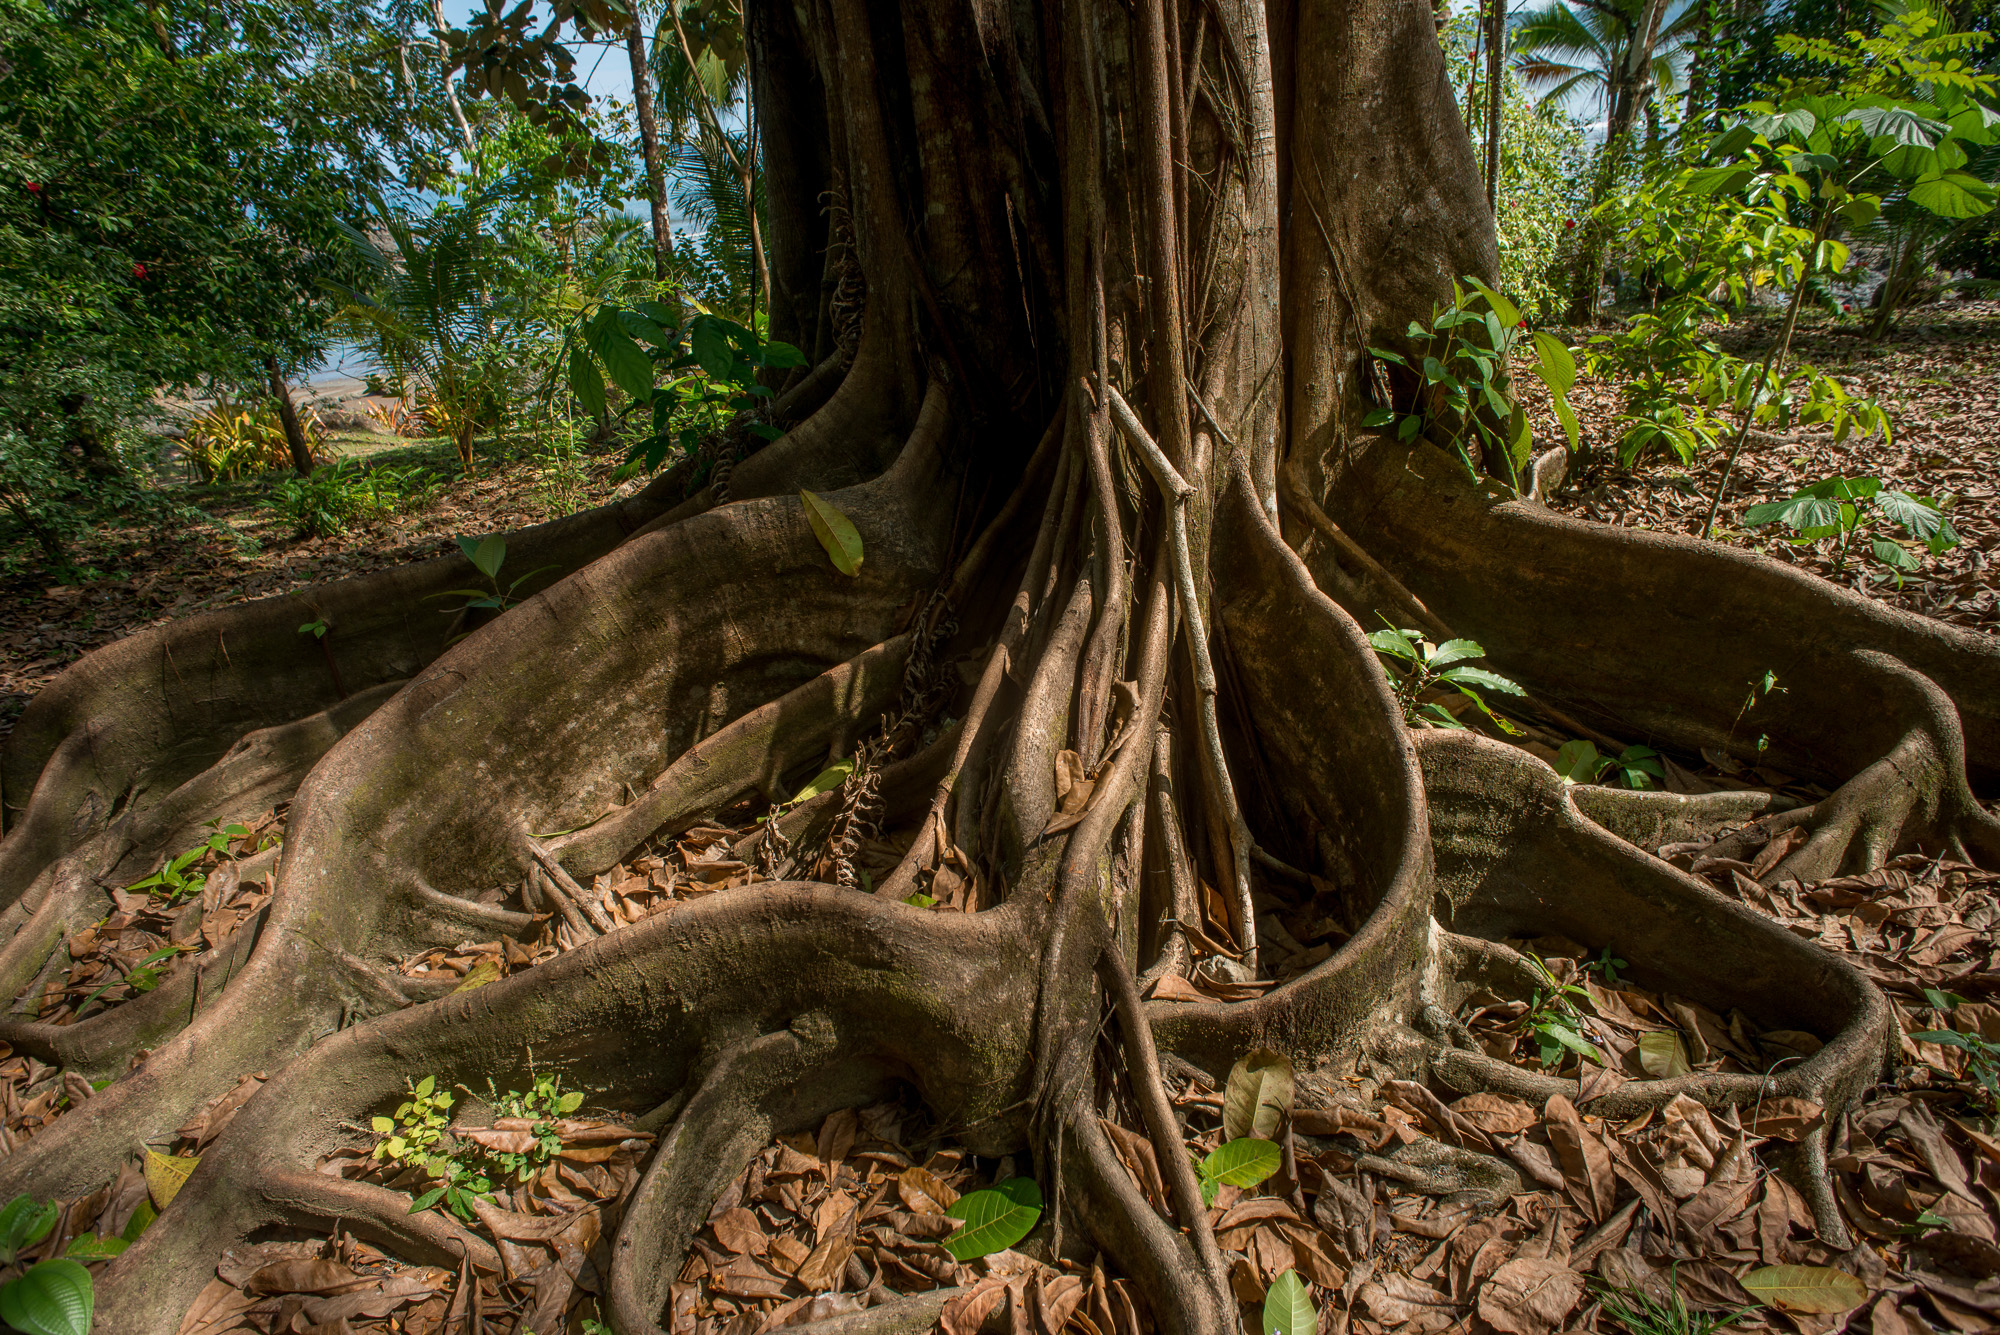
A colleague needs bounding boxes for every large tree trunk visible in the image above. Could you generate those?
[2,0,1996,1330]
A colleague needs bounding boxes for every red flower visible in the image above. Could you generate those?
[131,262,148,280]
[23,182,40,194]
[1564,219,1576,230]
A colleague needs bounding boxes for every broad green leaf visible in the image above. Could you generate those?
[1739,1265,1866,1314]
[1367,627,1419,662]
[690,317,735,381]
[1554,740,1601,784]
[1264,1269,1316,1335]
[1876,490,1950,544]
[943,1178,1043,1261]
[1529,331,1575,394]
[1909,170,1997,219]
[1362,407,1396,428]
[567,343,607,419]
[61,1235,126,1260]
[1462,276,1520,329]
[905,892,938,907]
[0,1198,57,1260]
[144,1151,199,1210]
[599,328,657,397]
[761,340,810,369]
[790,758,856,804]
[1224,1049,1294,1141]
[614,306,676,350]
[1427,639,1485,668]
[457,535,506,581]
[1849,103,1948,148]
[557,1091,584,1114]
[1638,1030,1691,1078]
[800,490,864,576]
[1439,666,1526,696]
[1196,1138,1283,1205]
[118,1200,156,1244]
[1871,538,1920,572]
[0,1260,93,1335]
[1536,1020,1603,1065]
[371,1116,395,1134]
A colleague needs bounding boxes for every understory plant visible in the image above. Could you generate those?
[1742,476,1959,583]
[1367,622,1526,732]
[1365,277,1578,491]
[568,305,807,478]
[270,459,436,538]
[371,1071,589,1221]
[1554,739,1667,790]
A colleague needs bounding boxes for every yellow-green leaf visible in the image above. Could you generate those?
[800,490,864,576]
[1263,1269,1315,1335]
[451,960,502,994]
[1739,1265,1867,1314]
[790,759,855,804]
[1638,1030,1691,1079]
[143,1151,199,1210]
[1224,1048,1295,1141]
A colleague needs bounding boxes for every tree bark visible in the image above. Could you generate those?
[3,0,1996,1328]
[1484,0,1503,216]
[626,5,674,285]
[265,356,316,478]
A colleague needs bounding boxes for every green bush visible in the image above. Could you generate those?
[270,459,437,538]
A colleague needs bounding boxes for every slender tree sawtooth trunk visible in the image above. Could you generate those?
[1,0,1997,1331]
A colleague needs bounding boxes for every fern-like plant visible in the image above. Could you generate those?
[328,186,519,473]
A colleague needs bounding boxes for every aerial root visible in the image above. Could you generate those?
[1101,382,1257,972]
[1064,1109,1227,1335]
[1096,944,1229,1300]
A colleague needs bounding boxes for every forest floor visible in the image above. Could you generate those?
[4,307,2000,1331]
[1525,299,2000,638]
[0,430,642,747]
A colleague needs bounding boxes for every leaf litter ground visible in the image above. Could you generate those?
[1518,302,2000,634]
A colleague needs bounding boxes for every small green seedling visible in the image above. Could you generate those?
[1743,476,1958,584]
[1520,951,1603,1069]
[430,535,558,620]
[1367,623,1525,732]
[1553,739,1667,790]
[298,618,329,639]
[1194,1137,1281,1206]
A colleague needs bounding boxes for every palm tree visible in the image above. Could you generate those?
[1512,0,1698,129]
[329,186,518,472]
[1513,0,1701,319]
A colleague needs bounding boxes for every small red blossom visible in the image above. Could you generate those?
[131,262,148,280]
[1841,302,1852,312]
[23,181,40,194]
[1564,218,1576,230]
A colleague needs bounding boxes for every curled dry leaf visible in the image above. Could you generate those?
[1224,1048,1295,1141]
